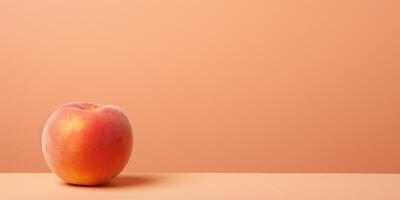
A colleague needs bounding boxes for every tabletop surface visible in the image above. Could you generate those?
[1,173,399,199]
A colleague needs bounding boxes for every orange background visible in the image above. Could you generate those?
[0,0,399,173]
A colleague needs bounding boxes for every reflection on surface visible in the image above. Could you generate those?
[62,174,166,189]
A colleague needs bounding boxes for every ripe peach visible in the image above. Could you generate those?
[42,102,133,185]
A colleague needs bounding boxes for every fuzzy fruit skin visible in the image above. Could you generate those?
[42,102,133,186]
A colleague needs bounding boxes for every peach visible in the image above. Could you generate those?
[41,102,133,185]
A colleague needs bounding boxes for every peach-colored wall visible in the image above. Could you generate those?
[0,0,399,172]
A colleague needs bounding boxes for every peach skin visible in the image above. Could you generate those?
[41,102,133,186]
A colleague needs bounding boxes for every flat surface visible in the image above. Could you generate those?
[1,173,400,200]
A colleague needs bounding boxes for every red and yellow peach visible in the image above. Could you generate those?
[42,102,133,185]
